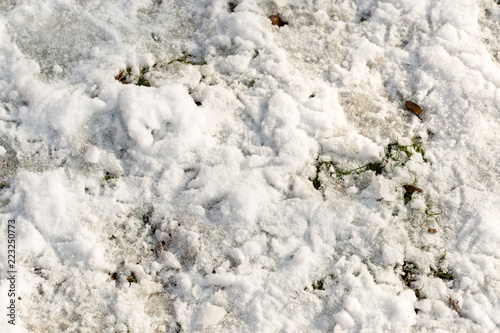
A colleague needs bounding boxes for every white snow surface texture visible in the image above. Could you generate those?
[1,0,500,332]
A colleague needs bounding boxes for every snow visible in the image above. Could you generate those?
[1,0,500,332]
[84,147,100,164]
[195,302,226,329]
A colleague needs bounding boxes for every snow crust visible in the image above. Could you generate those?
[1,0,500,332]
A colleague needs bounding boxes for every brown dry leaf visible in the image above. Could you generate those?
[155,243,163,256]
[405,101,423,116]
[428,228,437,234]
[403,184,423,194]
[115,70,125,81]
[269,14,287,27]
[115,69,130,84]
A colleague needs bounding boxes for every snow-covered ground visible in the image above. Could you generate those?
[1,0,500,331]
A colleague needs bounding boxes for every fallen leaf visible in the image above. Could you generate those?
[404,184,423,194]
[269,14,287,27]
[405,101,423,116]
